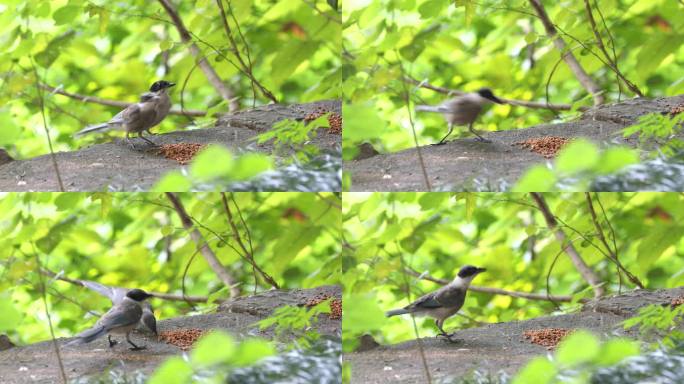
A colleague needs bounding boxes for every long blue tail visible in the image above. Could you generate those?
[66,326,106,345]
[386,308,410,317]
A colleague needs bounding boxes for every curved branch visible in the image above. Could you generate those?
[40,83,206,117]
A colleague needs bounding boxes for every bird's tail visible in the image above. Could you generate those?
[415,105,447,113]
[386,308,410,317]
[74,123,110,136]
[65,326,106,346]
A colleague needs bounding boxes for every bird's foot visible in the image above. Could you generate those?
[474,136,492,143]
[108,336,118,348]
[437,333,460,343]
[129,345,147,351]
[432,141,448,146]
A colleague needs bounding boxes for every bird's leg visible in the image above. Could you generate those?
[145,128,156,136]
[125,131,138,149]
[435,319,459,343]
[108,335,118,348]
[126,333,146,351]
[436,123,454,145]
[138,131,157,146]
[469,122,491,143]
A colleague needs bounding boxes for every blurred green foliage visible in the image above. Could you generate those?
[342,0,684,155]
[0,192,341,344]
[0,0,340,158]
[342,192,684,347]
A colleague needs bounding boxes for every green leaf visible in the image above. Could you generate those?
[53,5,81,25]
[0,111,21,146]
[342,104,386,141]
[147,357,193,384]
[512,357,556,384]
[556,140,600,173]
[191,330,237,367]
[189,145,235,182]
[152,171,193,192]
[512,166,557,192]
[343,293,386,336]
[556,330,599,365]
[595,338,640,366]
[54,193,82,211]
[0,296,22,331]
[231,153,273,180]
[232,338,276,366]
[594,147,639,174]
[636,224,684,269]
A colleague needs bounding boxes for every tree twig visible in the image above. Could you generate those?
[585,193,644,288]
[166,193,241,297]
[403,76,589,112]
[215,0,276,104]
[528,0,605,105]
[583,0,643,97]
[403,266,583,303]
[221,193,280,290]
[40,83,206,116]
[40,267,211,303]
[31,63,65,192]
[530,193,605,298]
[32,247,67,384]
[157,0,238,110]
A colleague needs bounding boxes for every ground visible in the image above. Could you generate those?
[0,100,341,191]
[0,285,341,384]
[346,287,684,383]
[346,95,684,191]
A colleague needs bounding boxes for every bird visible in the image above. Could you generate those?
[416,88,504,144]
[386,265,486,338]
[74,80,175,147]
[66,288,153,351]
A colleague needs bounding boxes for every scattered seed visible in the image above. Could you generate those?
[156,143,206,165]
[159,328,205,351]
[304,107,342,134]
[523,328,573,350]
[514,136,570,159]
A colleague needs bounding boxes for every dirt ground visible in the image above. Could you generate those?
[346,95,684,191]
[346,287,684,384]
[0,286,341,384]
[0,100,340,191]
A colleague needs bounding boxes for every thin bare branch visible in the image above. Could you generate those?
[31,63,65,192]
[530,193,605,298]
[166,192,241,298]
[403,267,582,303]
[528,0,605,105]
[157,0,238,110]
[32,247,67,383]
[403,76,589,112]
[40,83,206,117]
[221,193,280,289]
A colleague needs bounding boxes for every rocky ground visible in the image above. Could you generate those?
[346,95,684,191]
[0,285,341,384]
[346,287,684,383]
[0,100,340,191]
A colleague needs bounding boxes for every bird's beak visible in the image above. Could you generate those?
[488,95,503,104]
[476,267,487,274]
[167,82,176,88]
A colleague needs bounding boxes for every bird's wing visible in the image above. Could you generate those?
[95,301,142,331]
[407,291,443,310]
[433,285,467,309]
[117,103,142,125]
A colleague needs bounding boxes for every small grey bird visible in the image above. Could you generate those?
[75,80,175,147]
[386,265,486,337]
[67,288,153,350]
[416,88,503,144]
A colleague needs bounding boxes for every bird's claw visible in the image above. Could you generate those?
[438,333,459,343]
[129,345,147,351]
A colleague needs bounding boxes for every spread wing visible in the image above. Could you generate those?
[406,291,443,310]
[95,302,141,331]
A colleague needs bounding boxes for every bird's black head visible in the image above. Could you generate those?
[477,88,503,104]
[458,265,487,278]
[126,289,153,301]
[149,80,176,92]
